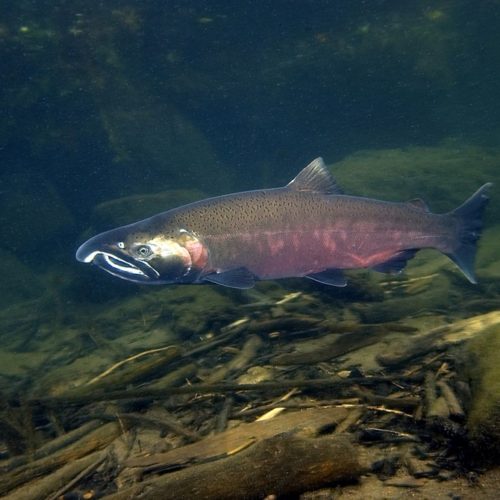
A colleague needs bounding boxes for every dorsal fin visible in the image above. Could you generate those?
[286,158,343,194]
[406,198,429,212]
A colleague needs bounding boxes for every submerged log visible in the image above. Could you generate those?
[206,335,263,383]
[4,449,107,500]
[378,311,500,368]
[145,362,198,390]
[1,419,104,472]
[31,375,422,407]
[273,328,386,365]
[56,346,181,400]
[0,422,121,496]
[125,406,349,470]
[105,433,361,500]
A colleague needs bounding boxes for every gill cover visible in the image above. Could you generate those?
[76,225,207,284]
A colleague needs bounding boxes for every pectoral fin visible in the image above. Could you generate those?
[203,267,256,289]
[306,269,347,287]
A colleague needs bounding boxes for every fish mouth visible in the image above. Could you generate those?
[77,246,160,283]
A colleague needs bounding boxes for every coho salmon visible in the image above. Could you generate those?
[76,158,491,289]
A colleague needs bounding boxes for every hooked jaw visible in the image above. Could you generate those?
[76,237,161,283]
[76,228,209,284]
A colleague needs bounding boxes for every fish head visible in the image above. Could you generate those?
[76,220,208,284]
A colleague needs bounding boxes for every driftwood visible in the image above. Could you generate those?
[273,328,387,365]
[352,282,456,323]
[125,406,349,470]
[246,316,321,334]
[105,433,361,500]
[215,396,234,432]
[352,386,420,410]
[56,346,181,400]
[423,369,467,420]
[31,375,422,407]
[378,311,500,368]
[145,362,198,390]
[377,335,443,367]
[236,398,361,418]
[436,380,464,418]
[4,449,107,500]
[0,422,121,496]
[86,346,180,385]
[90,410,200,441]
[205,334,263,383]
[1,419,103,472]
[3,295,497,498]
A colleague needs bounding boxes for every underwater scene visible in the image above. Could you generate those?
[1,1,500,498]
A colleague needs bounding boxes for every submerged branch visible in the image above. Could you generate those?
[29,375,422,407]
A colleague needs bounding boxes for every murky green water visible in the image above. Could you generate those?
[0,1,499,497]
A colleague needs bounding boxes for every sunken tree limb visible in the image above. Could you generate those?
[105,433,361,500]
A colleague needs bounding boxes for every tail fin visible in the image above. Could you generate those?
[446,183,492,283]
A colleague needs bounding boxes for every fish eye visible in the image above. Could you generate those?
[117,242,125,249]
[135,244,153,258]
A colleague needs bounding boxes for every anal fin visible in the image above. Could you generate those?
[371,249,418,274]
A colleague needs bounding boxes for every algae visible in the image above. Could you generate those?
[329,144,499,220]
[465,324,500,460]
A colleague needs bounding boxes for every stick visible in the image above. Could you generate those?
[0,422,121,497]
[30,375,423,407]
[1,420,103,472]
[215,396,234,433]
[88,412,200,441]
[86,346,178,385]
[236,399,360,418]
[3,450,107,500]
[47,450,108,500]
[205,335,263,383]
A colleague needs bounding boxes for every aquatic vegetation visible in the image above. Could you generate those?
[330,144,499,214]
[465,323,500,461]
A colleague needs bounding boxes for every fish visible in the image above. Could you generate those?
[76,158,492,289]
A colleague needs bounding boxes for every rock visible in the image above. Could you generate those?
[237,366,275,385]
[464,323,500,461]
[476,225,500,279]
[329,144,498,222]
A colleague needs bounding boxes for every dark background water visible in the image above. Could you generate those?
[0,0,499,298]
